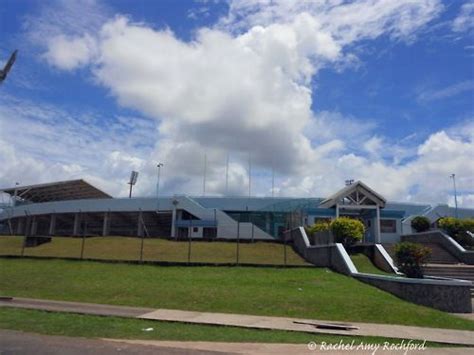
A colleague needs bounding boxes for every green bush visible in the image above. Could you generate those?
[394,242,431,278]
[438,217,474,249]
[330,217,364,247]
[410,216,431,233]
[306,221,330,236]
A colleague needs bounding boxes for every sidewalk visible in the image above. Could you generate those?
[106,339,474,354]
[1,297,474,346]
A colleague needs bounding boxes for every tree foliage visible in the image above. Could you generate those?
[330,217,364,247]
[411,216,431,233]
[394,242,431,278]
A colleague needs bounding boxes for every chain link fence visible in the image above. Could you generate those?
[0,211,309,266]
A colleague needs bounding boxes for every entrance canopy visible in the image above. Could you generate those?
[0,179,112,203]
[319,181,386,209]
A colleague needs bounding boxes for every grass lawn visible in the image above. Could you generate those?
[0,307,447,346]
[0,236,308,265]
[350,254,393,276]
[0,258,473,331]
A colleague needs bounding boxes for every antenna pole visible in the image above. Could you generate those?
[203,153,207,196]
[225,152,229,195]
[248,153,251,198]
[271,162,275,198]
[450,174,458,218]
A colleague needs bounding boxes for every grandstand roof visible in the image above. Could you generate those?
[0,179,112,203]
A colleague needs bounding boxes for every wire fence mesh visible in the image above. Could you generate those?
[0,210,310,266]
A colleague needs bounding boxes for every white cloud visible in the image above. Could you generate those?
[417,80,474,103]
[453,1,474,33]
[9,0,473,207]
[0,94,156,197]
[220,0,443,43]
[44,34,98,70]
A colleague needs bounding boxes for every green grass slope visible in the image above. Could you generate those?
[0,259,472,330]
[0,236,308,265]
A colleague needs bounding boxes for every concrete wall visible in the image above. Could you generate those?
[310,230,333,245]
[402,231,474,265]
[289,227,473,313]
[354,273,472,313]
[289,227,356,276]
[380,218,402,243]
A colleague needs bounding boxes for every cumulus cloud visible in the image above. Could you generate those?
[0,95,156,197]
[453,1,474,33]
[44,34,98,70]
[7,0,474,207]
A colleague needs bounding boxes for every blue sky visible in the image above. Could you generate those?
[0,0,473,206]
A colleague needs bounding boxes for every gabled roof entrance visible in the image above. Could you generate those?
[319,181,386,209]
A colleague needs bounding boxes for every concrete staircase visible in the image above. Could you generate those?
[384,241,474,299]
[423,243,460,264]
[423,264,474,298]
[382,242,459,264]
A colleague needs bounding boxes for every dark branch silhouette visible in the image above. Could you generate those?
[0,50,18,83]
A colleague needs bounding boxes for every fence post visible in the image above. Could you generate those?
[284,230,288,266]
[139,210,144,263]
[236,221,240,265]
[80,211,86,260]
[21,211,29,257]
[188,219,192,264]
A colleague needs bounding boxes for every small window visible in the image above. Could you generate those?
[193,227,198,233]
[380,219,396,233]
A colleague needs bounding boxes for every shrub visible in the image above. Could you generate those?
[394,242,431,278]
[330,217,364,247]
[438,217,474,249]
[306,221,331,235]
[411,216,431,233]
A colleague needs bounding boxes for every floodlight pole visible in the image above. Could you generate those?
[248,153,251,198]
[450,174,458,218]
[225,152,229,195]
[128,183,133,199]
[13,182,19,207]
[203,153,207,196]
[156,163,163,198]
[271,163,275,198]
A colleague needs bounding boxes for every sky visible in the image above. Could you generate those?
[0,0,473,207]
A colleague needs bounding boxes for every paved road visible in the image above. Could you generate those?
[2,330,474,355]
[0,330,224,355]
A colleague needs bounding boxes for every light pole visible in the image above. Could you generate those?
[13,182,19,207]
[128,171,139,198]
[248,153,251,198]
[450,174,458,218]
[271,163,275,198]
[225,152,229,195]
[203,153,207,196]
[156,163,163,198]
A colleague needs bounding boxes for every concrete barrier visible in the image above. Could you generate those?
[354,273,472,313]
[288,227,473,313]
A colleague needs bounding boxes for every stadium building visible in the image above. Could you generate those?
[0,179,472,243]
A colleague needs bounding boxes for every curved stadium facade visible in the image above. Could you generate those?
[0,179,473,243]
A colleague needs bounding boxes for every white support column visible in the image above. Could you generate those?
[375,206,381,243]
[335,204,339,218]
[73,213,80,236]
[31,216,38,236]
[16,218,24,235]
[171,206,177,239]
[102,212,110,237]
[49,214,56,236]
